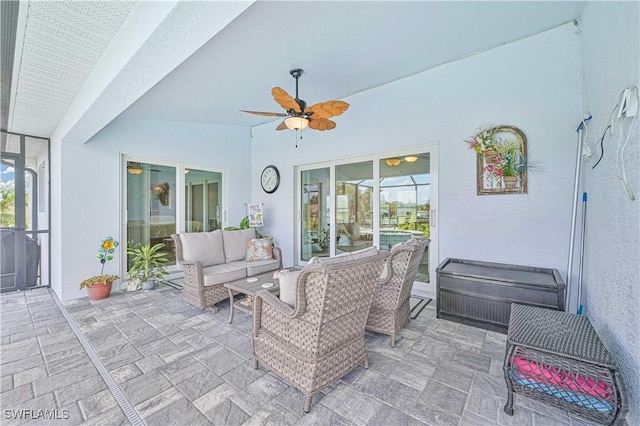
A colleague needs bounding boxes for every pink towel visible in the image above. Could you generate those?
[513,356,612,400]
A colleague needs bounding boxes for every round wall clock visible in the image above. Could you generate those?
[260,165,280,194]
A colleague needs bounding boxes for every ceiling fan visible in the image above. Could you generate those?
[241,69,349,131]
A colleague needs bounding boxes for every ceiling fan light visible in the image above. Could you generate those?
[404,156,418,163]
[285,116,309,130]
[128,168,142,175]
[385,158,401,166]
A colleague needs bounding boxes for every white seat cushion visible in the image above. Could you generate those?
[202,264,246,286]
[232,259,280,276]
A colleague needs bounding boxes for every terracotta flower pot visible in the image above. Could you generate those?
[503,176,519,189]
[86,281,113,301]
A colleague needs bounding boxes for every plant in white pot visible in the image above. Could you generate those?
[127,242,170,290]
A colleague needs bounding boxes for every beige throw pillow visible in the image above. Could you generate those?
[223,228,256,263]
[179,230,225,267]
[278,270,301,308]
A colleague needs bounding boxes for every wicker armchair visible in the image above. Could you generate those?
[252,251,388,413]
[366,237,430,347]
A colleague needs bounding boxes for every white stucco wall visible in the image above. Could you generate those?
[250,23,581,284]
[53,118,250,301]
[581,2,640,423]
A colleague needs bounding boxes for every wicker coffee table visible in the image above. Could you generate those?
[224,272,280,323]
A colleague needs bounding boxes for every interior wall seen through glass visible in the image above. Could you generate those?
[301,168,330,261]
[126,162,177,267]
[185,169,222,232]
[335,161,373,254]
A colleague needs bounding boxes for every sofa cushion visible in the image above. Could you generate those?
[179,230,225,267]
[223,229,256,263]
[201,263,247,286]
[246,237,273,261]
[310,246,378,266]
[232,259,280,276]
[278,270,301,308]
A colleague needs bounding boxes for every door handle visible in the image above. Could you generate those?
[430,209,436,228]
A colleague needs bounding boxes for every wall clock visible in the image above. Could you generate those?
[260,165,280,194]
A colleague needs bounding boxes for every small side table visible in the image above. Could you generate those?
[503,304,628,425]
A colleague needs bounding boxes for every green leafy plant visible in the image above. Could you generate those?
[79,236,120,289]
[127,242,170,285]
[318,228,331,250]
[493,140,526,177]
[224,216,267,238]
[80,274,119,289]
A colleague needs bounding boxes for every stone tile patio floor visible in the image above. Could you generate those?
[1,286,606,426]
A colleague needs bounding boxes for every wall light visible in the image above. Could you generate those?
[285,116,309,130]
[404,156,418,163]
[385,158,401,166]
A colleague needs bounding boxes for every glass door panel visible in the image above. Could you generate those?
[126,162,177,267]
[301,168,330,261]
[185,169,222,232]
[335,161,373,254]
[380,153,431,282]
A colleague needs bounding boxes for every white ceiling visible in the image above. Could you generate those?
[4,1,587,142]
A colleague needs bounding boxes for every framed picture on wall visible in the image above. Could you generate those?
[476,126,528,195]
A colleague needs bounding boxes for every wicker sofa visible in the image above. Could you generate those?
[252,248,388,412]
[171,229,282,310]
[366,237,430,347]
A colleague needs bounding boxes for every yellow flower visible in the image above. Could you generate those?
[102,240,115,251]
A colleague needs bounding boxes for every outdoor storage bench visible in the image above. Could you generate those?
[436,258,565,333]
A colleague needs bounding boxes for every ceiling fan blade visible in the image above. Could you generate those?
[272,87,301,113]
[305,100,349,119]
[240,110,287,117]
[276,120,288,131]
[308,118,336,131]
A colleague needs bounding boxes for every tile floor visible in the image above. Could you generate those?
[1,286,607,425]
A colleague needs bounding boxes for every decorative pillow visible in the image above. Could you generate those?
[246,237,274,261]
[278,270,301,308]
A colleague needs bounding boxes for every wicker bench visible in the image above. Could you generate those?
[503,304,628,425]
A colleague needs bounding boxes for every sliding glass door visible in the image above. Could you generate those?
[296,146,438,293]
[126,162,177,267]
[380,153,431,283]
[185,169,222,232]
[124,157,224,271]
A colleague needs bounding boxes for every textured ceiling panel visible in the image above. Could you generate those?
[9,1,135,137]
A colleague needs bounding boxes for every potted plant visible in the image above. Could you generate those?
[127,242,170,290]
[224,216,268,238]
[79,236,119,301]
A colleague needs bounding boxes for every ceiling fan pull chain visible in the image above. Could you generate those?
[295,128,304,148]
